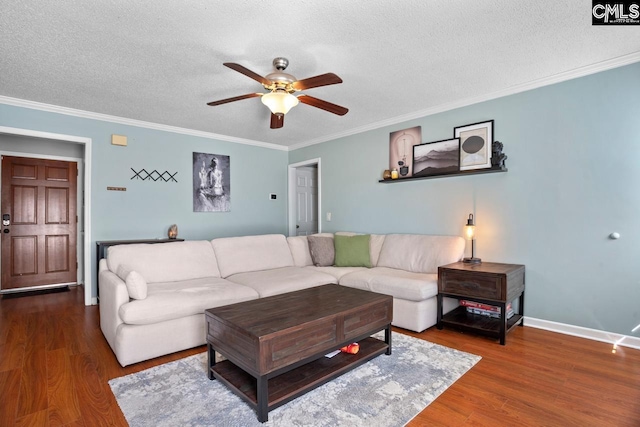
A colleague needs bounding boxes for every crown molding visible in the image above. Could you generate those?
[288,51,640,151]
[0,96,288,152]
[2,51,639,153]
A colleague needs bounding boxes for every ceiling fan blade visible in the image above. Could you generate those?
[270,113,284,129]
[292,73,343,91]
[207,93,262,106]
[298,95,349,116]
[224,63,271,86]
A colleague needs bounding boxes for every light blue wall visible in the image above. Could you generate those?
[0,105,289,298]
[289,62,640,336]
[0,133,85,158]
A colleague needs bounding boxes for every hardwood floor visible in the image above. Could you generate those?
[0,286,638,426]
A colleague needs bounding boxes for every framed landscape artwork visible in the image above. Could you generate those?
[389,126,422,177]
[412,138,460,177]
[454,120,493,171]
[193,152,230,212]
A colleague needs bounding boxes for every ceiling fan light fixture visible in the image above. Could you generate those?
[208,59,348,128]
[261,90,299,115]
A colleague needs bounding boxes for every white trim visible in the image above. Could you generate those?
[0,150,81,162]
[0,283,73,294]
[0,126,93,306]
[0,126,91,145]
[525,317,640,351]
[288,51,640,151]
[288,158,322,237]
[0,96,287,152]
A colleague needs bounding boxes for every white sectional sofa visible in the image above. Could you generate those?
[99,232,464,366]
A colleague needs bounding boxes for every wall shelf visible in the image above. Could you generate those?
[378,167,507,183]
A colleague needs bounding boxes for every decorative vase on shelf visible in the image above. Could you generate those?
[383,169,392,180]
[168,224,178,239]
[391,168,399,179]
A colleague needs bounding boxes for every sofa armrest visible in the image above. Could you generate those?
[98,258,129,352]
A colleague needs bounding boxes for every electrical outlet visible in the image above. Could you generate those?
[326,212,332,221]
[269,193,277,200]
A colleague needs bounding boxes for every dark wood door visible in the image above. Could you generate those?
[1,156,77,290]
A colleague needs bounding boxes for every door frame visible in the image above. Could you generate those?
[0,126,93,306]
[288,158,321,237]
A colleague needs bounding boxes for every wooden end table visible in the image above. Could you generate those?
[437,262,525,345]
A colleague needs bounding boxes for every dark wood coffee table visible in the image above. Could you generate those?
[205,284,393,422]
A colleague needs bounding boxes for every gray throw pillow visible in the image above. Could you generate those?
[307,236,335,267]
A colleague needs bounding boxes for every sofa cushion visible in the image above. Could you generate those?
[118,277,259,325]
[339,267,438,302]
[212,234,294,278]
[107,241,220,283]
[376,234,465,274]
[369,234,386,266]
[118,267,148,299]
[287,236,313,267]
[226,267,336,297]
[305,266,366,280]
[307,235,335,266]
[334,234,372,267]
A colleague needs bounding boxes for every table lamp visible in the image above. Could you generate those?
[463,213,481,264]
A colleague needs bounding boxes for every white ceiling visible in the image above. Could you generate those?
[1,1,639,149]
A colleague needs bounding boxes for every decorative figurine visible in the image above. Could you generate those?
[491,141,508,168]
[168,224,178,239]
[383,169,392,180]
[398,160,409,177]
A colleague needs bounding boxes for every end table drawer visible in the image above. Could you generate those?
[440,273,502,299]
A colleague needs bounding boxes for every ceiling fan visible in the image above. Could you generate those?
[207,57,348,129]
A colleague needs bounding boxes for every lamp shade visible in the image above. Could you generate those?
[261,91,299,115]
[463,213,481,263]
[464,213,476,240]
[465,223,475,240]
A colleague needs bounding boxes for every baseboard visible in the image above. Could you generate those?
[525,317,640,351]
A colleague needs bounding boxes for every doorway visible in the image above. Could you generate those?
[0,126,93,305]
[1,156,78,291]
[288,158,321,237]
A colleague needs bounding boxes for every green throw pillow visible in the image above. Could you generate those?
[333,234,372,268]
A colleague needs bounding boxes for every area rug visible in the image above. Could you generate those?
[109,332,481,426]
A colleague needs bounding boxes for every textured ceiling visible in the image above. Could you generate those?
[1,1,639,148]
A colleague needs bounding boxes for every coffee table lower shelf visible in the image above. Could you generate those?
[210,337,388,415]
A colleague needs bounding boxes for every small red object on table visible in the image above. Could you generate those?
[340,343,359,354]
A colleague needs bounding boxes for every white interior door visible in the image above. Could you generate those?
[295,166,318,236]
